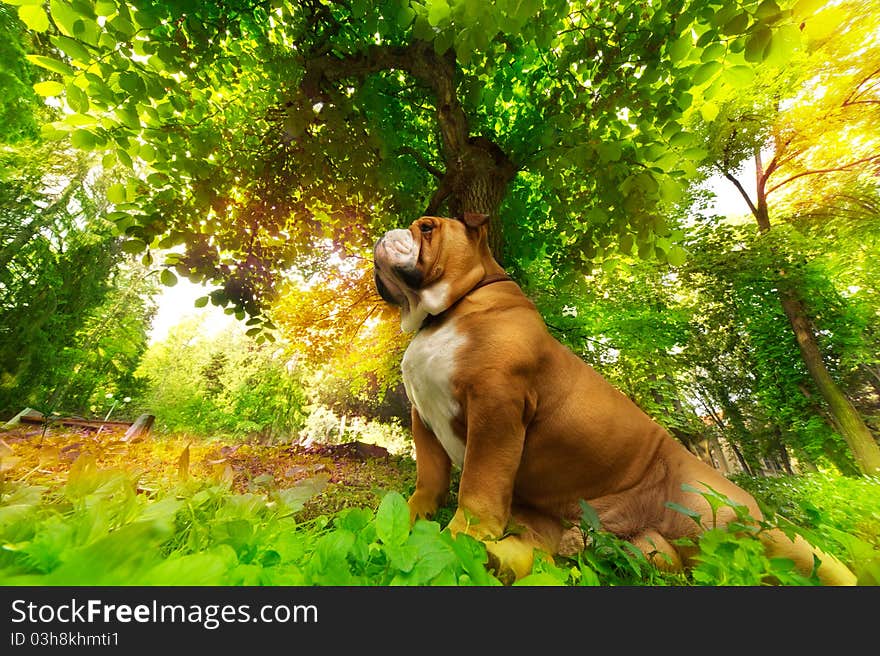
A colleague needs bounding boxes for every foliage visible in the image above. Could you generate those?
[732,471,880,551]
[134,317,307,440]
[2,428,876,586]
[0,4,40,141]
[10,0,842,324]
[271,262,409,419]
[677,219,876,472]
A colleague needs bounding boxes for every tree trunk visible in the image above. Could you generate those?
[729,442,753,476]
[779,290,880,474]
[440,138,517,262]
[707,433,732,474]
[301,41,517,263]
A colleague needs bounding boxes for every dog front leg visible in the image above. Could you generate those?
[447,393,527,541]
[407,407,452,523]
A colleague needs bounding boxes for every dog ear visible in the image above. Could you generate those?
[461,212,489,228]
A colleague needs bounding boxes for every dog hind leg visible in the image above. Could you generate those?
[758,527,857,586]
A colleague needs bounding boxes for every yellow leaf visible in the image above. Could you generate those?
[33,81,64,96]
[0,456,22,473]
[177,443,191,481]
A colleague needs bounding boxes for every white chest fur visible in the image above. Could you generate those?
[402,321,467,468]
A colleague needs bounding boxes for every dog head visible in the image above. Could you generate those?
[373,213,496,332]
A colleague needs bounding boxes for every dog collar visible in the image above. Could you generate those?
[420,273,513,330]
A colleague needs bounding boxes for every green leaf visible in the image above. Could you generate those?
[763,24,801,67]
[33,81,64,96]
[597,142,621,163]
[119,71,146,96]
[513,572,566,586]
[744,26,771,63]
[666,245,688,266]
[755,0,782,21]
[52,35,91,62]
[115,104,141,130]
[723,65,756,89]
[66,82,88,113]
[681,146,707,161]
[19,5,50,31]
[50,0,83,38]
[426,0,451,27]
[376,492,410,547]
[665,500,702,524]
[25,55,74,76]
[700,102,719,122]
[159,269,177,287]
[692,61,722,86]
[70,128,97,149]
[667,36,691,62]
[107,183,127,204]
[578,500,602,532]
[722,11,749,36]
[95,0,117,17]
[700,42,726,63]
[275,475,329,513]
[121,238,146,254]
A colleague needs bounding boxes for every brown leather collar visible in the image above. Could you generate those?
[420,273,513,330]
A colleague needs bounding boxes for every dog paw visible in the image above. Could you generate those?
[407,492,439,523]
[485,537,536,583]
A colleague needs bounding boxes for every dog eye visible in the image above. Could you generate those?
[419,223,434,233]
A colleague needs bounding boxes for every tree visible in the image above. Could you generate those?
[700,0,880,473]
[134,317,307,439]
[16,0,814,325]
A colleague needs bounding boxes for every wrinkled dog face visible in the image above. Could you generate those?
[373,215,489,332]
[373,227,423,307]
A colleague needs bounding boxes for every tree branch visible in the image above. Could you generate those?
[843,65,880,106]
[301,40,470,160]
[397,146,445,179]
[719,168,759,218]
[766,153,880,196]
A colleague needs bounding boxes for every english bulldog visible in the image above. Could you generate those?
[373,213,856,585]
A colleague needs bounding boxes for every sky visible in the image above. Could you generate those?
[148,279,235,344]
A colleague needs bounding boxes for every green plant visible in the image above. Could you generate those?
[667,484,819,586]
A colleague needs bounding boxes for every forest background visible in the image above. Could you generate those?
[0,0,879,586]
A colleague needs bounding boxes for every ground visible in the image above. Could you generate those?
[0,423,419,522]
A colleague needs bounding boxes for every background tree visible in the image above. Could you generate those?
[134,317,307,439]
[698,0,880,472]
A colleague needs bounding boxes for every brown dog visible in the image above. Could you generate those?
[373,213,856,585]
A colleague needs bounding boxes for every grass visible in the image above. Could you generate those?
[1,425,877,585]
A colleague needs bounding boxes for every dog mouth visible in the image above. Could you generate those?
[373,229,424,305]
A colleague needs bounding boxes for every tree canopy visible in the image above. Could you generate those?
[14,0,860,322]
